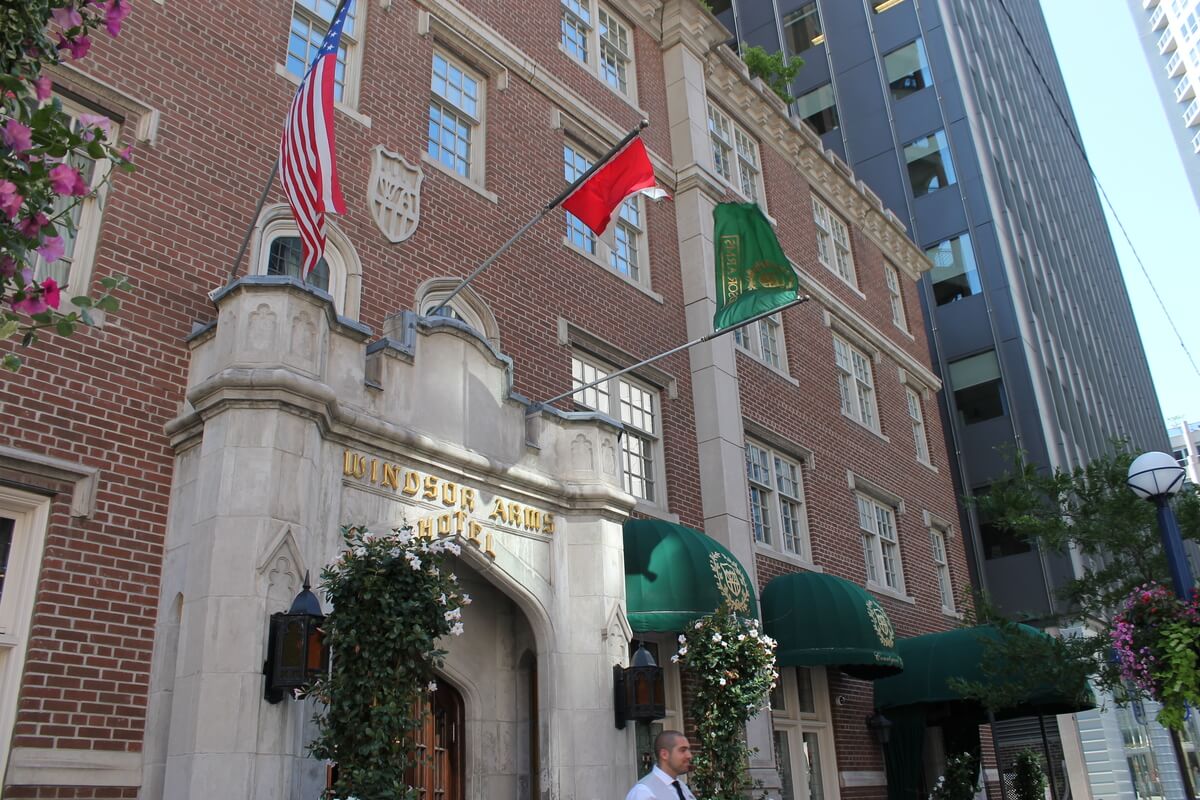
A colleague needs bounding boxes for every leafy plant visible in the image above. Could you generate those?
[742,46,802,104]
[673,605,777,800]
[1012,749,1047,800]
[309,525,470,800]
[1,0,134,372]
[929,752,979,800]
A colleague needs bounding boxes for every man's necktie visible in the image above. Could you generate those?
[671,780,687,800]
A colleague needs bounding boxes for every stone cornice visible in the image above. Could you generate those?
[659,0,728,55]
[700,45,931,282]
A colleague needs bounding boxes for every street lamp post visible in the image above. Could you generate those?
[1127,451,1196,800]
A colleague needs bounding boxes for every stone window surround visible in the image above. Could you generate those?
[846,471,914,604]
[283,0,367,110]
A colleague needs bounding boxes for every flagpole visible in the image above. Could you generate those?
[223,0,353,289]
[528,295,811,413]
[428,118,650,318]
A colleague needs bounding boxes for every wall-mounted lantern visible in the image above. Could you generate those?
[264,571,329,704]
[614,642,666,729]
[866,711,893,746]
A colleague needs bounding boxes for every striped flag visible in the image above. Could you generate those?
[279,0,350,278]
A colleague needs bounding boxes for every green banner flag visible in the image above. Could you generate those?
[712,202,799,331]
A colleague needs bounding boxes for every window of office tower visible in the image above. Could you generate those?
[926,233,981,305]
[872,0,906,12]
[783,4,824,56]
[884,39,932,101]
[904,129,956,196]
[948,350,1006,426]
[796,83,838,135]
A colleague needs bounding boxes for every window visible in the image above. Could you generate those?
[428,51,483,181]
[884,39,932,101]
[975,487,1032,559]
[872,0,907,11]
[929,525,954,612]
[783,3,824,55]
[28,98,116,293]
[415,277,502,347]
[287,0,361,105]
[884,264,907,331]
[904,129,956,196]
[812,196,855,286]
[1176,448,1189,467]
[771,667,836,800]
[926,233,981,305]
[253,204,358,317]
[745,441,810,559]
[561,0,636,97]
[906,387,930,465]
[858,493,903,592]
[948,350,1006,425]
[833,334,878,431]
[571,355,662,504]
[266,235,331,293]
[734,314,786,371]
[563,144,649,284]
[795,83,839,135]
[708,103,762,202]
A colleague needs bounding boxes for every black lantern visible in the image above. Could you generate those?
[264,572,329,703]
[614,642,666,729]
[866,711,893,746]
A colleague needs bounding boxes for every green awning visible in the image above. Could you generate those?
[623,519,758,632]
[873,624,1096,721]
[761,572,904,679]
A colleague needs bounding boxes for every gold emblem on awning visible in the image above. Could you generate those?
[709,552,750,613]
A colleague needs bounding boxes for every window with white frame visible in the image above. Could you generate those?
[428,51,484,182]
[812,196,854,286]
[745,441,810,560]
[771,666,837,800]
[561,0,636,98]
[929,524,954,612]
[286,0,361,106]
[832,334,878,431]
[858,493,903,592]
[734,314,786,371]
[253,205,355,317]
[884,263,907,331]
[571,355,663,504]
[563,143,649,284]
[27,98,117,293]
[905,387,930,465]
[708,103,762,203]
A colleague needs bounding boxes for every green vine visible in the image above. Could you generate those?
[309,525,469,800]
[742,46,802,104]
[1012,749,1047,800]
[674,605,777,800]
[1155,617,1200,730]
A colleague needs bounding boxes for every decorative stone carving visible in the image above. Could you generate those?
[603,602,633,666]
[601,439,616,476]
[247,303,277,352]
[368,145,423,243]
[571,434,594,472]
[257,526,307,608]
[289,310,317,361]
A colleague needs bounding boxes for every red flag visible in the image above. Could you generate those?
[562,137,669,236]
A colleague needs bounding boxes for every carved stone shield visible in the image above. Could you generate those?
[368,145,423,243]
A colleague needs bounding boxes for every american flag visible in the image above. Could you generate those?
[279,0,350,278]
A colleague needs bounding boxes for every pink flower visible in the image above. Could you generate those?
[12,294,49,316]
[0,181,22,220]
[119,145,133,162]
[40,278,62,310]
[2,120,32,154]
[17,212,50,238]
[48,163,88,196]
[0,258,15,279]
[78,113,111,138]
[33,76,52,102]
[102,0,132,36]
[56,33,92,60]
[51,6,84,30]
[36,236,65,264]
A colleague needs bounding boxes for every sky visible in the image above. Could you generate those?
[1039,0,1200,430]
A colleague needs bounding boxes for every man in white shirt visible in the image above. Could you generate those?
[625,730,698,800]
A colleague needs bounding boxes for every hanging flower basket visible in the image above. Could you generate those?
[1111,582,1200,730]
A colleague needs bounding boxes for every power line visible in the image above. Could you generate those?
[990,0,1200,380]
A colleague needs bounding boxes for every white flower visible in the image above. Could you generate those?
[671,654,680,663]
[718,677,727,686]
[445,542,462,555]
[444,608,462,622]
[354,546,367,558]
[677,646,687,656]
[450,621,464,636]
[678,634,687,644]
[449,573,458,583]
[439,593,448,606]
[749,628,759,638]
[460,593,472,605]
[712,633,722,643]
[427,680,438,692]
[738,634,746,641]
[694,621,702,630]
[362,532,376,543]
[406,552,422,570]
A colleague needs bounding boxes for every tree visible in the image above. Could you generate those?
[742,47,802,104]
[1,0,133,372]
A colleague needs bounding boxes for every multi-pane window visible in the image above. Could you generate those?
[927,233,981,305]
[906,387,930,465]
[266,236,331,293]
[745,441,809,559]
[561,0,636,97]
[708,104,762,202]
[812,196,854,286]
[858,493,903,592]
[28,99,115,291]
[734,315,786,371]
[571,355,662,503]
[832,335,878,431]
[884,39,932,101]
[884,264,907,331]
[772,667,834,800]
[563,144,649,284]
[796,83,839,135]
[904,129,957,196]
[948,350,1006,425]
[287,0,360,104]
[929,527,954,611]
[428,52,482,180]
[782,3,824,56]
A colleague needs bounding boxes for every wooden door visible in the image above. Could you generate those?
[410,682,464,800]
